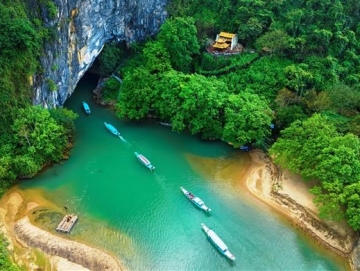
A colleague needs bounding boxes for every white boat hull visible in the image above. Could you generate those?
[201,223,236,261]
[180,187,211,212]
[135,152,155,171]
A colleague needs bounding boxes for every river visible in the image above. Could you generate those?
[17,74,347,270]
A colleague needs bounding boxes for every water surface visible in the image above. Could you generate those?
[18,75,346,270]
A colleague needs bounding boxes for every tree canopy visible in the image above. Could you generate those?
[157,17,200,73]
[270,114,360,229]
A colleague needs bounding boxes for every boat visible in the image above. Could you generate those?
[104,122,121,137]
[159,122,172,127]
[201,223,236,261]
[180,187,211,212]
[82,101,91,114]
[135,152,155,171]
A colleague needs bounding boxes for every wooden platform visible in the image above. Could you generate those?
[56,214,78,233]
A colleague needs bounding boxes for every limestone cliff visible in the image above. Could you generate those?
[32,0,167,107]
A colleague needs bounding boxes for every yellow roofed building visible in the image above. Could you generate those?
[212,32,238,50]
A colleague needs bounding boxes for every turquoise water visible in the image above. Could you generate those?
[19,75,346,270]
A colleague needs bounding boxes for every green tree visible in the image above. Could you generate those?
[348,115,360,136]
[342,183,360,230]
[116,67,157,120]
[270,114,360,226]
[101,78,121,102]
[302,90,331,113]
[310,133,360,222]
[152,70,186,130]
[326,83,360,116]
[157,17,200,72]
[255,29,291,55]
[11,106,68,177]
[98,43,124,76]
[222,92,273,147]
[284,64,315,96]
[49,107,78,135]
[0,4,40,60]
[154,71,227,138]
[275,105,307,129]
[0,235,21,271]
[142,40,171,74]
[269,114,337,178]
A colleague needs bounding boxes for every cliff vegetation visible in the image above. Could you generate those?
[103,0,360,232]
[2,0,360,269]
[0,1,77,192]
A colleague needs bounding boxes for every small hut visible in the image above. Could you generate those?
[212,32,238,51]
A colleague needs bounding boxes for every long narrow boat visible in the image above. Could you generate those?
[82,101,91,114]
[104,122,121,137]
[180,187,211,212]
[201,223,236,261]
[135,152,155,172]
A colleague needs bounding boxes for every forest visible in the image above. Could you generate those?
[100,0,360,231]
[1,1,360,268]
[0,0,77,190]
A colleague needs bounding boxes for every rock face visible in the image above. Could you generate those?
[350,242,360,271]
[32,0,167,108]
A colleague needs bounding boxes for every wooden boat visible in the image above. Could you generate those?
[201,223,236,261]
[104,122,121,137]
[135,152,155,171]
[180,187,211,212]
[82,101,91,114]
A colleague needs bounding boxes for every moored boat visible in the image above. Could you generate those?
[104,122,121,137]
[160,122,172,127]
[180,187,211,212]
[135,152,155,171]
[83,101,91,114]
[201,223,236,261]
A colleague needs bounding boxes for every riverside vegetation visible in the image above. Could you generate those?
[0,1,77,268]
[2,0,360,268]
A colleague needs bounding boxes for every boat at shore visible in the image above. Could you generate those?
[180,187,211,212]
[135,152,155,171]
[159,122,172,127]
[201,223,236,261]
[104,122,121,137]
[83,101,91,114]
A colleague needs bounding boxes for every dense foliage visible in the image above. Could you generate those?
[0,2,77,188]
[0,236,21,271]
[106,0,360,229]
[2,1,360,264]
[270,114,360,229]
[116,17,273,145]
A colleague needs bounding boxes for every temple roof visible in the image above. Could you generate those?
[212,42,229,49]
[219,32,236,39]
[216,38,227,43]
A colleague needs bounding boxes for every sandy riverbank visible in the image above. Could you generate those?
[0,191,124,271]
[0,149,357,270]
[243,149,357,261]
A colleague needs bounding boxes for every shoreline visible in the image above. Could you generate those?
[0,191,124,271]
[0,149,357,270]
[243,149,357,266]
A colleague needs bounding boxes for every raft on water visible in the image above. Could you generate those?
[56,214,78,233]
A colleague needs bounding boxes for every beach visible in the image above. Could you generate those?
[0,149,357,270]
[244,149,357,260]
[0,190,123,271]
